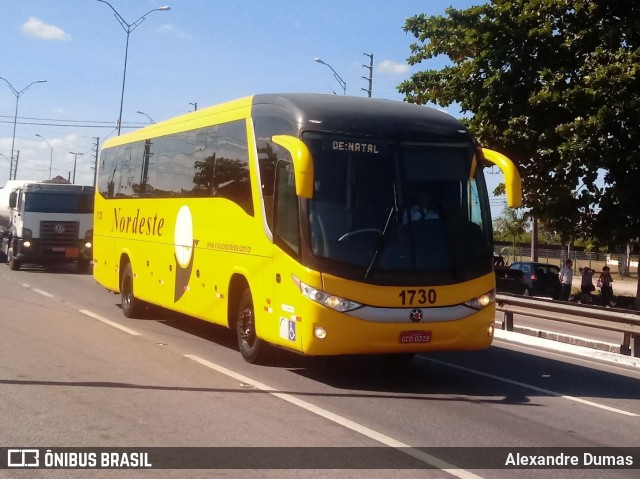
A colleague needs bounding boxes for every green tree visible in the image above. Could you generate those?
[401,0,640,307]
[493,207,528,259]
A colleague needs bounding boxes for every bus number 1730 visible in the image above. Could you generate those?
[399,289,436,306]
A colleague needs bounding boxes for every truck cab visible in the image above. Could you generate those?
[0,181,94,272]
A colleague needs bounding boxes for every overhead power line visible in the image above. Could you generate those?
[0,114,148,129]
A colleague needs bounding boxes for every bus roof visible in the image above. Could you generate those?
[103,93,472,148]
[252,93,471,142]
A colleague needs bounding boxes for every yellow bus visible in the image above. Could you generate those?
[93,93,521,363]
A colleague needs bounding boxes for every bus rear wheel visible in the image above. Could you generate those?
[236,289,265,364]
[121,263,144,318]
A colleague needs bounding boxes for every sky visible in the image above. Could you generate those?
[0,0,506,214]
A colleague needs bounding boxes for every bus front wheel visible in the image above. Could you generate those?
[236,289,265,364]
[121,263,144,318]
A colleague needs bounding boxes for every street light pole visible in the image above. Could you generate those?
[35,134,54,180]
[0,77,47,179]
[69,152,83,184]
[314,58,346,95]
[136,110,156,124]
[96,0,170,135]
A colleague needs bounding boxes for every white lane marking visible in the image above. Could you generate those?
[184,354,483,479]
[79,309,142,336]
[20,283,54,298]
[32,288,54,298]
[418,356,638,417]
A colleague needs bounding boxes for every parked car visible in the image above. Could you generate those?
[495,266,529,295]
[494,255,528,296]
[509,261,562,299]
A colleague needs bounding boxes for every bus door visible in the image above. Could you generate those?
[268,159,305,352]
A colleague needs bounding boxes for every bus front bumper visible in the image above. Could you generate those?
[275,303,496,357]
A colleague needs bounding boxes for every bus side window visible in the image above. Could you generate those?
[274,161,300,255]
[256,139,277,230]
[214,121,253,215]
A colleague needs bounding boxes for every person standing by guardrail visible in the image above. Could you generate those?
[579,266,596,304]
[559,259,573,301]
[597,266,614,307]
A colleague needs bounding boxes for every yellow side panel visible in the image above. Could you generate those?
[93,195,273,325]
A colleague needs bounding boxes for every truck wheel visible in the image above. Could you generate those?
[7,244,21,271]
[236,288,266,364]
[77,260,91,274]
[121,263,144,318]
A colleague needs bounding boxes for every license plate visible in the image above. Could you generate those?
[65,247,80,258]
[399,330,432,344]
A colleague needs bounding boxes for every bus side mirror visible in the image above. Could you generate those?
[272,135,314,199]
[8,192,17,209]
[479,148,522,208]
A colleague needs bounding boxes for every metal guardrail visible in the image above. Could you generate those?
[495,294,640,358]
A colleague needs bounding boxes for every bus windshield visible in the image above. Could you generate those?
[304,133,492,281]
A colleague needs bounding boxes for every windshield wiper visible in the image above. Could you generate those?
[364,183,399,280]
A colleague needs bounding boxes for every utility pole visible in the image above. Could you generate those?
[11,150,19,180]
[92,137,100,187]
[361,53,373,98]
[69,151,83,184]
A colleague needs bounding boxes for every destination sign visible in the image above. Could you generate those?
[329,140,386,155]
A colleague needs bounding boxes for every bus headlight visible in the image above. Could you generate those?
[292,275,362,312]
[464,290,495,310]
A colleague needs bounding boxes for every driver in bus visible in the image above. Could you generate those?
[403,191,439,224]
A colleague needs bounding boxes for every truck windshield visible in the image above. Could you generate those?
[24,193,94,214]
[304,133,493,281]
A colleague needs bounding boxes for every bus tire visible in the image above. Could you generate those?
[236,288,265,364]
[121,263,144,318]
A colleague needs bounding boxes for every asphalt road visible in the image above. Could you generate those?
[1,263,639,479]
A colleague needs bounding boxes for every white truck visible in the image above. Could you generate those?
[0,180,94,272]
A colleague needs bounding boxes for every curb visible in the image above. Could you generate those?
[494,328,640,369]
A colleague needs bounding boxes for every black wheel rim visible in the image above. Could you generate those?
[122,276,132,310]
[239,306,255,348]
